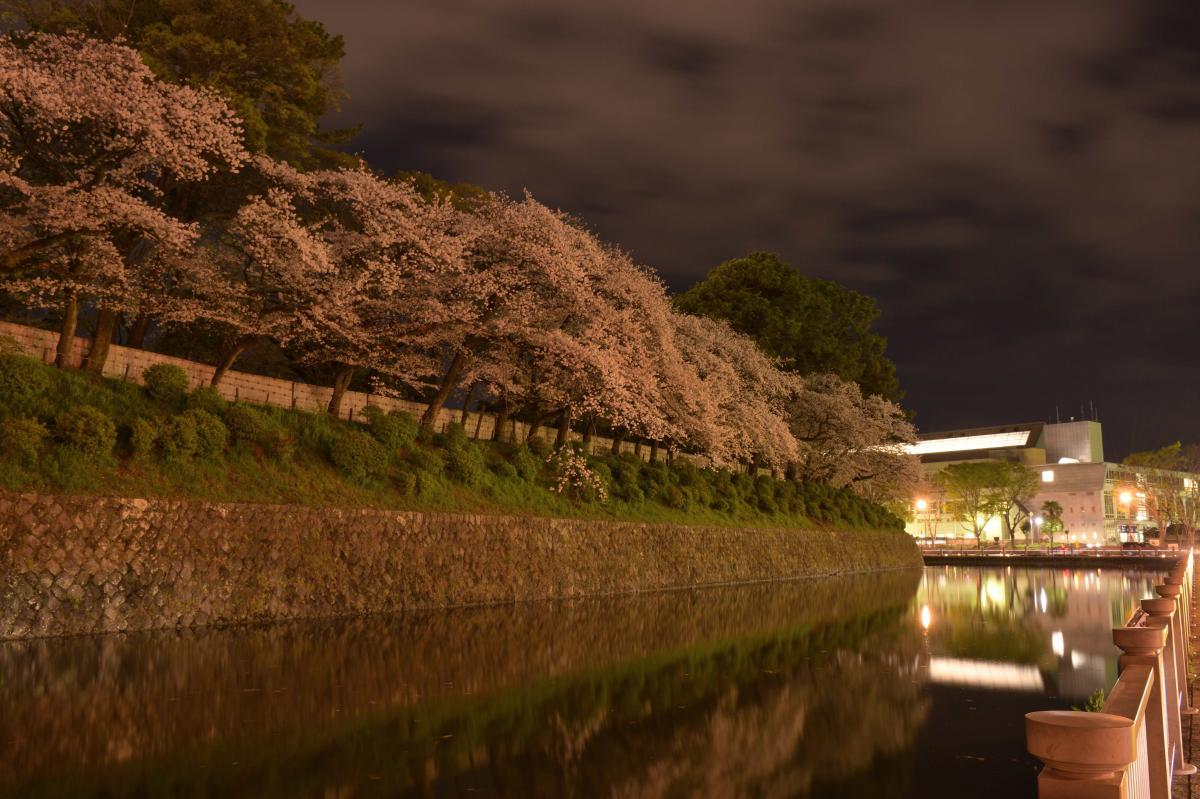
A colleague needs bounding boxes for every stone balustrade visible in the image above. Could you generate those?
[1026,551,1195,799]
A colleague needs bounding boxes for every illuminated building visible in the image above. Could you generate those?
[904,420,1198,545]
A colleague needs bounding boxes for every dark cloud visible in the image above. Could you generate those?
[296,0,1200,457]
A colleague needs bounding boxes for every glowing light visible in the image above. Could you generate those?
[904,431,1032,456]
[984,578,1006,606]
[920,605,932,631]
[1052,631,1065,657]
[1042,470,1055,483]
[1119,491,1133,504]
[928,658,1045,691]
[915,498,928,512]
[1039,588,1048,613]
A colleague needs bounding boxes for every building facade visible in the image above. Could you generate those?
[905,420,1198,545]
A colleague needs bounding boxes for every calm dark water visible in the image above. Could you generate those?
[0,565,1162,798]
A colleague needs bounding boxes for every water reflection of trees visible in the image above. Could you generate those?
[0,570,926,799]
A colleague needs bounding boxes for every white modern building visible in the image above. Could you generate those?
[905,420,1197,545]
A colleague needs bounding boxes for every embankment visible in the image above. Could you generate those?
[0,491,921,639]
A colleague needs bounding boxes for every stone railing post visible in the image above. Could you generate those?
[1026,710,1138,798]
[1113,624,1172,797]
[1141,591,1195,779]
[1165,563,1193,702]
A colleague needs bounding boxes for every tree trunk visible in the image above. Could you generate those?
[127,313,151,349]
[211,340,251,387]
[55,292,79,368]
[667,448,675,466]
[525,403,546,444]
[610,430,625,455]
[581,415,596,454]
[473,405,486,439]
[421,352,467,429]
[460,381,480,426]
[327,364,356,417]
[493,398,511,443]
[634,440,643,458]
[555,408,572,448]
[84,308,119,375]
[649,441,659,463]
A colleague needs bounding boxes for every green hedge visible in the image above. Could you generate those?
[0,354,904,531]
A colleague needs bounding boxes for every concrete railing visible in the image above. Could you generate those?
[1026,551,1195,798]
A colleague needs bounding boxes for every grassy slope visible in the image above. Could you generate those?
[0,353,904,532]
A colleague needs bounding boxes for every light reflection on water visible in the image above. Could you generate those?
[915,565,1162,702]
[0,564,1166,798]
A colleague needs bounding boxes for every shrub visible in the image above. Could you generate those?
[129,418,160,460]
[158,412,199,462]
[0,335,19,355]
[0,416,47,464]
[142,364,190,406]
[224,404,293,458]
[363,406,417,451]
[408,445,444,474]
[447,441,485,484]
[186,409,228,458]
[54,406,116,460]
[0,354,53,410]
[489,459,518,480]
[225,404,270,444]
[330,429,389,482]
[186,385,227,415]
[394,470,417,495]
[443,423,485,485]
[658,483,687,510]
[296,411,339,454]
[511,445,541,482]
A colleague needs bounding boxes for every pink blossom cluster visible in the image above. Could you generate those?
[0,32,919,500]
[546,448,609,504]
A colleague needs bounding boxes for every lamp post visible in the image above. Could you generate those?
[1119,489,1133,543]
[1033,515,1043,549]
[915,498,931,542]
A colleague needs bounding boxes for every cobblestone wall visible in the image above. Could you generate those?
[0,491,921,639]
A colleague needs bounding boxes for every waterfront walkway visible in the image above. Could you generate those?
[923,548,1183,569]
[1180,564,1200,799]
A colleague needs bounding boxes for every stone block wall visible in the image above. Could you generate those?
[0,491,921,639]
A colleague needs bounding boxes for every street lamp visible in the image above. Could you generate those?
[915,498,932,542]
[1034,514,1044,547]
[1118,490,1134,543]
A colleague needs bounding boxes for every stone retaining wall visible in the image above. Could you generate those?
[0,491,921,639]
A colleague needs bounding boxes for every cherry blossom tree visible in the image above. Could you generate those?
[670,313,800,471]
[786,372,921,500]
[173,157,469,415]
[410,194,606,431]
[0,32,246,367]
[426,196,682,448]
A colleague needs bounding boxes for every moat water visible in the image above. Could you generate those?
[0,565,1163,798]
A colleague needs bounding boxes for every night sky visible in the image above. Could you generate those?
[294,0,1200,459]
